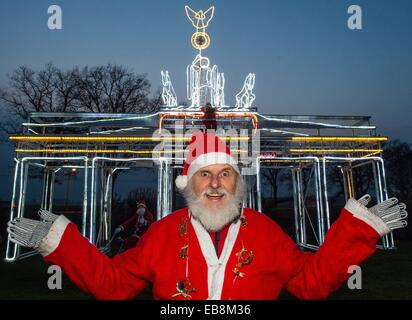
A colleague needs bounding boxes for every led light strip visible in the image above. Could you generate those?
[290,137,387,142]
[10,136,249,143]
[16,148,248,154]
[22,112,161,127]
[258,114,375,130]
[90,126,149,134]
[260,159,314,163]
[289,148,383,153]
[361,150,384,158]
[261,128,309,137]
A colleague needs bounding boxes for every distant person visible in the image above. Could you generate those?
[7,132,408,300]
[113,200,154,251]
[201,102,217,130]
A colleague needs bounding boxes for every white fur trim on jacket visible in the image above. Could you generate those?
[345,198,391,236]
[191,215,241,300]
[37,215,71,257]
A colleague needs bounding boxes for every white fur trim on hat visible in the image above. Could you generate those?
[187,152,239,181]
[175,175,188,190]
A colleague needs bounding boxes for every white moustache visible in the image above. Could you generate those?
[203,188,227,197]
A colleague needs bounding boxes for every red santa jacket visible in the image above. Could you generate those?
[120,210,154,237]
[40,200,382,300]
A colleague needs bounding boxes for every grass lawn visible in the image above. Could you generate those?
[1,240,411,300]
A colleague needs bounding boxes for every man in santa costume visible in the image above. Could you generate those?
[7,132,408,300]
[113,199,154,251]
[200,102,217,130]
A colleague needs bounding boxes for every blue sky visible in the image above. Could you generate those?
[0,0,411,199]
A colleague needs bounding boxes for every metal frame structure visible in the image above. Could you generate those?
[320,156,394,249]
[5,156,88,262]
[254,155,392,251]
[4,111,395,262]
[256,156,324,250]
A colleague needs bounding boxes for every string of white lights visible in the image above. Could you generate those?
[161,71,178,107]
[257,114,376,130]
[260,128,309,136]
[234,73,256,111]
[186,54,226,109]
[22,112,161,127]
[89,126,149,134]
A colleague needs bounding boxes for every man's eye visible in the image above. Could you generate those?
[222,171,231,177]
[201,172,209,177]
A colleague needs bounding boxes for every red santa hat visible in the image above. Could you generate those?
[136,199,147,208]
[175,131,240,190]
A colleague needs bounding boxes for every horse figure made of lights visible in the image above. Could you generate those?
[161,71,178,108]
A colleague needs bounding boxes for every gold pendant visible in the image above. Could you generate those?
[240,215,248,227]
[178,217,189,237]
[171,279,196,299]
[232,243,254,281]
[180,243,188,259]
[235,245,254,267]
[233,267,245,279]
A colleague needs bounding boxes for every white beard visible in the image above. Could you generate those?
[182,175,246,232]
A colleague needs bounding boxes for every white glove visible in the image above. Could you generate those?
[7,209,59,249]
[357,194,408,231]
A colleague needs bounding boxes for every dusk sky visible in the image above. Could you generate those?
[0,0,411,199]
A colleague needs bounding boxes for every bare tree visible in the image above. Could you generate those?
[0,63,161,134]
[383,140,412,201]
[148,88,163,113]
[262,168,282,204]
[74,64,160,113]
[0,64,58,133]
[55,67,79,113]
[325,160,375,202]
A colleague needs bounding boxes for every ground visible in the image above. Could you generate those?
[1,240,411,300]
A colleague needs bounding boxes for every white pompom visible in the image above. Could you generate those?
[175,175,188,190]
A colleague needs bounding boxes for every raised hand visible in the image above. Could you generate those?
[357,194,408,231]
[7,208,58,248]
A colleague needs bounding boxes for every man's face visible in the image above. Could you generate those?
[190,164,237,211]
[136,206,145,216]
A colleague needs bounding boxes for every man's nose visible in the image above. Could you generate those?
[210,174,221,189]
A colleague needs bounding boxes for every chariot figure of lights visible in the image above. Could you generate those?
[4,6,394,262]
